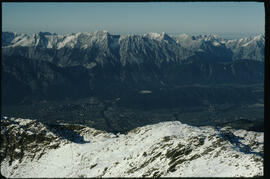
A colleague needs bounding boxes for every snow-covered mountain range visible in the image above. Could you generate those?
[1,32,264,177]
[174,33,264,62]
[2,31,265,106]
[1,116,263,177]
[2,31,265,67]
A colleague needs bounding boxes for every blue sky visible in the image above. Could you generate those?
[2,2,265,37]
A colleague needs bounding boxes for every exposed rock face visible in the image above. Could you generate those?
[0,117,64,165]
[1,117,264,177]
[2,31,265,64]
[1,31,264,105]
[174,33,265,62]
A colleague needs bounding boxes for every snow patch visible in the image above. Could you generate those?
[1,117,264,178]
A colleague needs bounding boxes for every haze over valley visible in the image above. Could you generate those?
[2,31,264,133]
[1,30,264,178]
[1,2,264,177]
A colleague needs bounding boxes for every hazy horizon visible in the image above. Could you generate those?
[2,2,264,39]
[2,30,264,40]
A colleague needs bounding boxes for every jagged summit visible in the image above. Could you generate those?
[179,33,189,38]
[3,30,264,63]
[92,30,110,36]
[1,30,264,105]
[2,30,264,62]
[1,116,263,177]
[143,32,174,42]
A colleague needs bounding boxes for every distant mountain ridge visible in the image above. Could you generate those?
[2,31,265,66]
[174,33,264,62]
[2,31,264,105]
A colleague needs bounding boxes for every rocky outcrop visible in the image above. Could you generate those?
[1,117,264,177]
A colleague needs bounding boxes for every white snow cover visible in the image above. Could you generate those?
[1,117,264,178]
[2,31,264,62]
[241,41,253,47]
[57,33,81,49]
[179,33,189,39]
[3,31,264,50]
[146,32,162,39]
[143,32,169,41]
[11,34,35,47]
[212,41,221,46]
[240,34,264,47]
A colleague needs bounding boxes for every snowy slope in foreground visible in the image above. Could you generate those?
[1,117,263,177]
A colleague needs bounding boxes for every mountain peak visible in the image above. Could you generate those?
[2,31,264,61]
[144,32,174,43]
[179,33,190,38]
[253,34,264,41]
[93,30,110,36]
[146,32,161,39]
[1,116,264,177]
[160,32,169,38]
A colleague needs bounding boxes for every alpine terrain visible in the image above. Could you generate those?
[1,117,264,177]
[1,31,264,133]
[1,31,264,177]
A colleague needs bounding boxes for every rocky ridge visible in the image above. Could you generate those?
[1,117,264,177]
[2,31,265,67]
[2,31,264,105]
